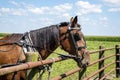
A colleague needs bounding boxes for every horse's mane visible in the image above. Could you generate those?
[59,22,69,27]
[59,22,81,28]
[30,25,60,51]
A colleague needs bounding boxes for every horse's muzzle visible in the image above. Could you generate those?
[76,50,90,68]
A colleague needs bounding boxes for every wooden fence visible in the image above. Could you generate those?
[0,45,120,80]
[83,45,119,80]
[52,45,120,80]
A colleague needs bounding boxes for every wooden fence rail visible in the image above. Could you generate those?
[52,67,81,80]
[0,56,69,76]
[0,45,119,80]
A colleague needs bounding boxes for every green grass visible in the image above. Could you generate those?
[86,36,120,42]
[0,33,120,79]
[0,33,8,37]
[0,33,8,39]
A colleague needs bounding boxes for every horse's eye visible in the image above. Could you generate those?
[74,33,81,41]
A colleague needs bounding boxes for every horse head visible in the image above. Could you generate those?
[59,16,90,68]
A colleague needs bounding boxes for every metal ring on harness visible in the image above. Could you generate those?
[49,58,55,63]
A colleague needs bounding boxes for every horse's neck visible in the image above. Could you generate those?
[29,26,60,59]
[36,39,60,60]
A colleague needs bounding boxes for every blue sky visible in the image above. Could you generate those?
[0,0,120,36]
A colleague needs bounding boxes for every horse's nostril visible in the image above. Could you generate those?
[81,64,87,68]
[86,63,89,67]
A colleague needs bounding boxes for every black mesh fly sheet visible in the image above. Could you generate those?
[29,25,60,51]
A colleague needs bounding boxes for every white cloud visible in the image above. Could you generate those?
[29,8,43,14]
[108,8,120,12]
[103,0,120,13]
[28,7,49,14]
[104,0,120,5]
[53,3,72,12]
[0,8,10,13]
[9,0,34,8]
[79,17,90,25]
[99,17,108,27]
[9,1,19,6]
[12,8,26,16]
[26,3,72,16]
[62,13,70,18]
[9,1,49,15]
[24,2,72,16]
[82,17,90,22]
[29,18,54,27]
[0,7,26,16]
[80,16,108,27]
[0,2,72,17]
[75,1,102,15]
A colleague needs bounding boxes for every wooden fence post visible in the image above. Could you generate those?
[116,45,120,78]
[99,46,104,79]
[78,68,86,80]
[26,52,40,80]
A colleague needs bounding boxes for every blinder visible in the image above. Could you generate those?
[74,33,81,41]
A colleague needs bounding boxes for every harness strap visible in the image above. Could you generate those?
[47,62,53,80]
[69,29,81,59]
[47,49,81,60]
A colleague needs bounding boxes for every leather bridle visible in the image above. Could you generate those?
[69,27,86,52]
[60,23,87,67]
[69,24,87,68]
[60,23,87,56]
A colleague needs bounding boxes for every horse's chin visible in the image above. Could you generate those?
[77,61,89,68]
[75,59,89,68]
[77,51,90,68]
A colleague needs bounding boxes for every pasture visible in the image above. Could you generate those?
[0,33,8,38]
[0,33,120,80]
[46,36,120,80]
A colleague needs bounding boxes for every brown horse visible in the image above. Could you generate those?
[0,34,26,80]
[0,16,89,80]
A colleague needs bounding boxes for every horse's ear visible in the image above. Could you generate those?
[70,17,73,23]
[73,16,78,24]
[70,16,78,27]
